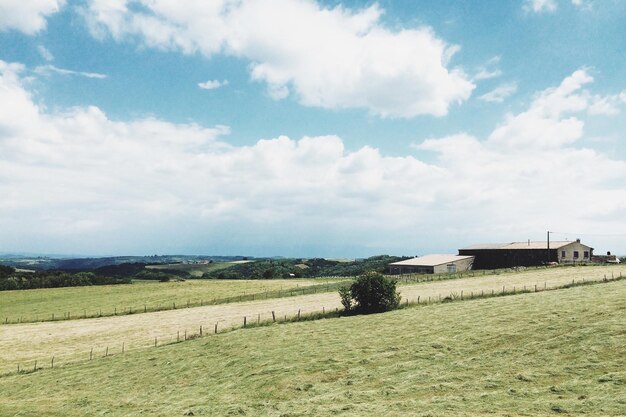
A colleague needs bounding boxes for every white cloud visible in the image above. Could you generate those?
[588,95,620,115]
[81,0,474,118]
[479,82,518,103]
[526,0,558,12]
[2,61,626,255]
[0,0,65,34]
[37,45,54,61]
[34,64,107,79]
[198,79,228,90]
[474,56,502,81]
[526,0,592,13]
[487,69,594,149]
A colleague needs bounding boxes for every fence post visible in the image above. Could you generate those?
[272,311,276,322]
[34,361,37,372]
[177,331,180,342]
[257,314,260,324]
[297,309,301,320]
[122,342,125,353]
[90,347,93,360]
[200,325,203,336]
[51,357,54,369]
[105,346,108,357]
[244,316,247,327]
[154,337,157,347]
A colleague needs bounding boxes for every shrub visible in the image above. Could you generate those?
[340,271,401,314]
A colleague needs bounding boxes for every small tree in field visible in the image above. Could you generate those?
[339,271,401,314]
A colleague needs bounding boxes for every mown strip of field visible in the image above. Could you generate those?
[0,279,624,416]
[0,265,622,375]
[0,278,348,324]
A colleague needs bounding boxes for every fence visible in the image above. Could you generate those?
[3,271,623,378]
[2,280,350,325]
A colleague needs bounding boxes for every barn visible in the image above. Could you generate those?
[388,254,474,275]
[458,239,593,269]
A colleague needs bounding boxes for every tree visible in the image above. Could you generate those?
[0,265,15,279]
[339,271,401,314]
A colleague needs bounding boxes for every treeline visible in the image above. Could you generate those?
[92,263,190,281]
[202,255,406,279]
[0,265,131,291]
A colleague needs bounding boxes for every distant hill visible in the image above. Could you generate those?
[0,255,252,271]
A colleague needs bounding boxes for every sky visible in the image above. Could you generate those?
[0,0,625,258]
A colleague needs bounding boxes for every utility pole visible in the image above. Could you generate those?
[547,230,551,263]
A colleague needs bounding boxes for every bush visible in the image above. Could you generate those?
[340,271,401,314]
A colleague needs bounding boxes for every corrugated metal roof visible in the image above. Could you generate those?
[460,241,588,250]
[389,254,474,267]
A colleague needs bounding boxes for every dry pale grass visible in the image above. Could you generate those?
[0,279,624,416]
[0,265,622,374]
[0,278,334,324]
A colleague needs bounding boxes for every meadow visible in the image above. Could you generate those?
[0,279,623,416]
[1,264,622,376]
[145,261,246,277]
[0,278,346,324]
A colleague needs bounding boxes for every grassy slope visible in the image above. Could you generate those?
[0,278,340,323]
[145,261,240,277]
[1,281,624,417]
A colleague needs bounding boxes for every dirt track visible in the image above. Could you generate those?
[1,266,622,374]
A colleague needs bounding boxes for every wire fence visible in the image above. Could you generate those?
[3,270,623,378]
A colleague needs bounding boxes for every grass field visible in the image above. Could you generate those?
[0,278,344,324]
[145,261,246,277]
[1,265,622,376]
[0,279,624,416]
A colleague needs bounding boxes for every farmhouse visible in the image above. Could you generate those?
[388,254,474,275]
[458,239,594,269]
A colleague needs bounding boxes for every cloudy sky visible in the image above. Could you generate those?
[1,0,625,257]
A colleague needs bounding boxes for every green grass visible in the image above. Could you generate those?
[0,278,347,323]
[145,261,241,277]
[1,280,624,416]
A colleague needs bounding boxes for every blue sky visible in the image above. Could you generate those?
[1,0,625,257]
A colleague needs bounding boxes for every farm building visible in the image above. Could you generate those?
[458,239,593,269]
[388,254,474,275]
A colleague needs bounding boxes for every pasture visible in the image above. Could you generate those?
[0,278,345,324]
[1,264,622,376]
[145,261,247,277]
[0,279,623,416]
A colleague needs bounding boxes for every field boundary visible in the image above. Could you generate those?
[3,272,623,379]
[1,280,349,325]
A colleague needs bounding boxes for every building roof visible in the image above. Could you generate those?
[389,254,474,267]
[460,241,591,250]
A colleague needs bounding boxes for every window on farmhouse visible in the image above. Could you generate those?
[584,251,589,259]
[561,250,566,258]
[573,251,579,259]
